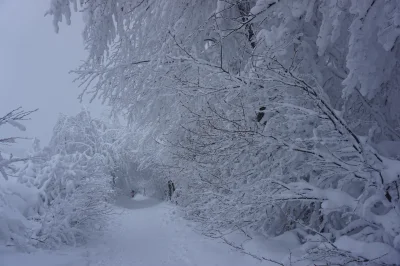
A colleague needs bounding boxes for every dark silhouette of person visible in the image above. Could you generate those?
[131,189,135,198]
[168,180,176,200]
[256,107,266,123]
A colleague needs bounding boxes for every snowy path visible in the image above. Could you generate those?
[2,195,274,266]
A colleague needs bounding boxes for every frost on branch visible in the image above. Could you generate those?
[0,107,36,180]
[0,108,37,250]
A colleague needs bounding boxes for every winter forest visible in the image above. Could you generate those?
[1,0,400,265]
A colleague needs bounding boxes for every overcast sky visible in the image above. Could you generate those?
[0,0,103,154]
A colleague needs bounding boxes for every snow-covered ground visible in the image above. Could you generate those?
[1,195,288,266]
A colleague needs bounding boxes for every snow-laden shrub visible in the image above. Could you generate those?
[24,111,126,248]
[30,152,113,248]
[0,181,37,250]
[1,109,131,249]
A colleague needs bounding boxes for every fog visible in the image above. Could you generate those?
[0,0,103,155]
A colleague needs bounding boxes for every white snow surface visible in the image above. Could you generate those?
[1,195,285,266]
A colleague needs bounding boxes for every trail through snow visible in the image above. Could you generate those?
[2,195,285,266]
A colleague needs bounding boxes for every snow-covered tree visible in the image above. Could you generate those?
[47,0,400,264]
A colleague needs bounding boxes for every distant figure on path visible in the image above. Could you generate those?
[256,106,268,126]
[131,189,136,198]
[168,180,175,200]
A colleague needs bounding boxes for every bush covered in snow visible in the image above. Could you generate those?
[1,109,132,250]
